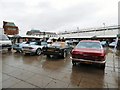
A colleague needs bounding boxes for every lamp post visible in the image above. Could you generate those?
[43,32,46,41]
[103,23,105,35]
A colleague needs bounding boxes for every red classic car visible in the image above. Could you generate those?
[71,40,106,69]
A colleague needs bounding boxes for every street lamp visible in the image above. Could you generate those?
[103,23,105,35]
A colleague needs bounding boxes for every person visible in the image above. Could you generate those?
[57,37,61,42]
[61,38,65,42]
[25,38,29,42]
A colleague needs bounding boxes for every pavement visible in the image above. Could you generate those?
[1,48,119,89]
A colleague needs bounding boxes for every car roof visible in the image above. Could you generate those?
[80,40,100,42]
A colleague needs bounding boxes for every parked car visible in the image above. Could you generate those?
[100,41,108,47]
[109,41,116,48]
[12,42,26,52]
[42,42,70,58]
[71,40,106,69]
[0,34,12,51]
[22,41,47,55]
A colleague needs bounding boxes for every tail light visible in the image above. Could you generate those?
[95,56,105,61]
[100,56,105,61]
[72,50,83,55]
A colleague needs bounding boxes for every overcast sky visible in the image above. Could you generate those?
[0,0,119,35]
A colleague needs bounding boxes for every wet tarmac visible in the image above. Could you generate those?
[1,48,119,88]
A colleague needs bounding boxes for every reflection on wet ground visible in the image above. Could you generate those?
[1,48,119,88]
[115,50,120,56]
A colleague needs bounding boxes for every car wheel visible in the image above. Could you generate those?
[100,63,105,70]
[72,61,76,66]
[36,48,42,55]
[47,55,50,58]
[8,48,11,51]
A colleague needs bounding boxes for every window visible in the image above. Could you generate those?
[7,28,16,30]
[41,42,47,46]
[76,42,101,49]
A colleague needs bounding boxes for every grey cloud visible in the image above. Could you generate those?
[0,1,27,22]
[0,0,118,35]
[30,2,101,31]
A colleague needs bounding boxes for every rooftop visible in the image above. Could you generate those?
[80,40,100,42]
[3,21,16,27]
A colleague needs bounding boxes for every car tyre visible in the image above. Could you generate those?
[100,63,105,70]
[36,48,42,55]
[8,48,11,51]
[72,61,76,66]
[47,55,50,58]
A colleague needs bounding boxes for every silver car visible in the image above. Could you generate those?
[22,41,47,55]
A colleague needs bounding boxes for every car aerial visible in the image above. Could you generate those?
[12,42,26,52]
[42,41,70,58]
[22,41,47,55]
[109,41,116,48]
[71,40,106,69]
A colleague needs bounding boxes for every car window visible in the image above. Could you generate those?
[51,42,63,48]
[29,42,37,45]
[76,42,101,49]
[41,42,47,46]
[101,41,106,43]
[52,42,61,46]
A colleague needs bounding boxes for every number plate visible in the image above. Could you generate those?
[83,61,92,64]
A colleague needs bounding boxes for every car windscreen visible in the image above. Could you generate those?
[51,42,61,47]
[0,35,9,40]
[76,42,101,49]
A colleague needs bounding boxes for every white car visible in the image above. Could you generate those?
[109,42,116,47]
[22,41,47,55]
[0,34,12,51]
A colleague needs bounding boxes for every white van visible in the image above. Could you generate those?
[0,34,12,51]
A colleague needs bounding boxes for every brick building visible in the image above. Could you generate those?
[26,29,57,38]
[3,21,19,35]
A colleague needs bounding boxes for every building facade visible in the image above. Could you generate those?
[58,25,119,40]
[26,29,57,38]
[3,21,19,35]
